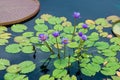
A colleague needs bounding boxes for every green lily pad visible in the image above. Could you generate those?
[67,42,79,48]
[95,18,109,27]
[113,22,120,37]
[48,17,62,25]
[5,44,21,53]
[92,56,104,64]
[111,76,120,80]
[14,36,29,43]
[0,39,8,45]
[54,24,63,31]
[19,61,36,74]
[39,74,54,80]
[0,26,7,33]
[40,45,50,52]
[35,18,44,24]
[84,40,94,47]
[11,24,27,33]
[52,69,67,78]
[4,73,19,80]
[34,24,48,32]
[81,63,101,76]
[30,37,39,43]
[4,73,28,80]
[22,46,34,53]
[6,65,21,73]
[54,59,68,69]
[22,32,34,37]
[88,32,99,41]
[94,41,109,50]
[63,27,74,34]
[101,67,116,76]
[14,75,28,80]
[0,59,10,70]
[102,49,116,56]
[110,37,120,45]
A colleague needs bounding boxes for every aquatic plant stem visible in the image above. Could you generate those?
[71,19,77,41]
[56,37,60,59]
[44,41,54,54]
[64,44,66,58]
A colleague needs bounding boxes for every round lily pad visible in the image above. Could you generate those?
[6,65,21,73]
[113,22,120,37]
[0,59,10,70]
[5,44,21,53]
[22,45,34,54]
[11,24,27,33]
[14,36,29,43]
[18,61,36,74]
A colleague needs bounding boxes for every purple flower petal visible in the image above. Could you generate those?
[82,24,88,29]
[81,35,87,40]
[73,12,81,19]
[52,31,60,37]
[78,32,83,37]
[39,34,48,41]
[62,38,69,44]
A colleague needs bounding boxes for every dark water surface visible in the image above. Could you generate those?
[0,0,120,80]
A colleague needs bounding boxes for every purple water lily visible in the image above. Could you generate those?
[62,38,69,44]
[39,34,48,41]
[82,24,88,29]
[78,32,83,37]
[73,12,81,19]
[81,35,87,40]
[52,31,60,37]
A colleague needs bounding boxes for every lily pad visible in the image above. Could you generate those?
[35,18,44,24]
[22,32,34,37]
[0,33,11,39]
[0,39,8,45]
[113,22,120,37]
[4,73,19,80]
[6,65,21,73]
[19,61,36,74]
[111,76,120,80]
[11,24,27,33]
[5,44,21,53]
[67,42,79,48]
[30,37,39,43]
[22,46,34,53]
[39,74,54,80]
[14,36,29,43]
[0,26,7,33]
[54,59,68,69]
[34,24,48,32]
[0,59,10,70]
[52,69,67,78]
[106,15,120,23]
[54,24,63,31]
[94,41,109,50]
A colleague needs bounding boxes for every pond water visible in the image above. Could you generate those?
[1,0,120,80]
